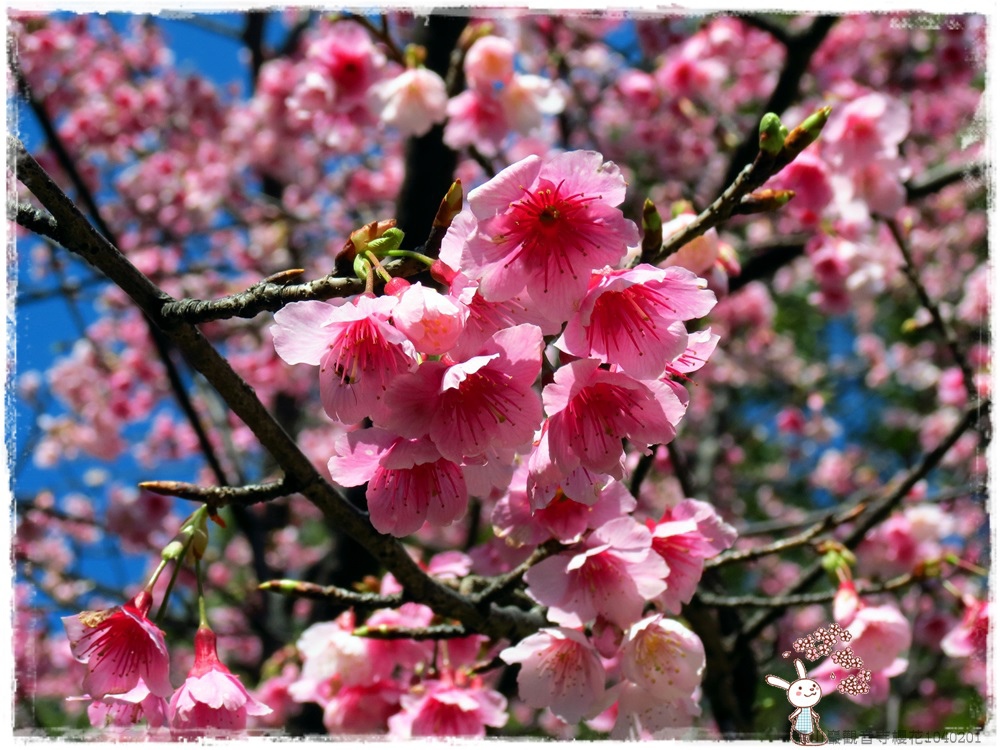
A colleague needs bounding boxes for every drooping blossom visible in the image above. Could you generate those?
[499,627,608,723]
[169,626,272,737]
[647,498,737,614]
[525,517,669,628]
[453,151,639,319]
[368,67,448,137]
[612,682,701,740]
[559,264,717,378]
[620,614,706,701]
[85,678,168,731]
[62,590,173,701]
[542,358,687,477]
[382,324,544,464]
[270,296,418,425]
[388,675,508,738]
[492,468,632,546]
[941,598,990,658]
[327,428,468,537]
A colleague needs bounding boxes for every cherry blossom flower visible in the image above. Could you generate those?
[941,598,990,658]
[525,517,669,628]
[620,614,705,701]
[85,678,168,731]
[542,358,687,477]
[368,67,448,137]
[270,296,418,425]
[169,626,272,737]
[391,282,468,355]
[62,590,173,701]
[499,627,608,723]
[328,428,469,537]
[457,151,639,318]
[383,324,544,464]
[388,676,508,738]
[612,682,701,740]
[647,499,737,614]
[559,264,717,378]
[323,682,403,734]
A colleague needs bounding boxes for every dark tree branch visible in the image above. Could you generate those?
[394,14,468,243]
[905,160,985,201]
[11,136,546,644]
[738,398,989,643]
[720,15,838,190]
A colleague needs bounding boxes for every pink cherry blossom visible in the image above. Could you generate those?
[458,151,639,318]
[86,677,168,730]
[612,682,701,740]
[499,627,608,723]
[824,92,910,170]
[382,324,544,464]
[388,676,508,738]
[368,67,448,137]
[391,281,468,355]
[169,627,272,737]
[559,264,716,378]
[659,213,722,276]
[647,499,737,614]
[941,598,989,658]
[464,36,515,94]
[525,517,669,628]
[327,428,468,537]
[270,296,418,425]
[542,358,687,477]
[323,681,403,734]
[620,614,705,701]
[62,590,173,701]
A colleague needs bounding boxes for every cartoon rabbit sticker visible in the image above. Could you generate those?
[765,659,829,746]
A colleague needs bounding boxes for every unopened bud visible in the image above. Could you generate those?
[384,277,411,297]
[641,199,663,255]
[404,44,427,68]
[348,219,399,255]
[782,105,833,159]
[430,259,458,285]
[759,112,785,156]
[670,200,694,219]
[733,189,796,216]
[433,180,464,229]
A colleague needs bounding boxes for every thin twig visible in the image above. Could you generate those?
[885,217,979,401]
[139,478,300,508]
[352,623,470,640]
[697,572,919,609]
[707,498,866,569]
[258,580,403,609]
[738,398,989,642]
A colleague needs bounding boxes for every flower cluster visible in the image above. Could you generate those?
[831,647,864,670]
[62,591,271,737]
[792,622,850,661]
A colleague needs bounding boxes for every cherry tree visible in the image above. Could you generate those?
[8,9,990,739]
